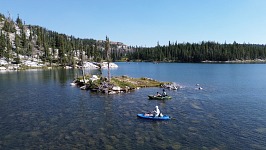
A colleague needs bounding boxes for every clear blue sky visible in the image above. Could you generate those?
[1,0,266,47]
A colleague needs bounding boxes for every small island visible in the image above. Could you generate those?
[71,74,174,94]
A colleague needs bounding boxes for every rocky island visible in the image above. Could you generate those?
[71,74,175,94]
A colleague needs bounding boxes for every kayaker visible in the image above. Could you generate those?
[153,106,160,117]
[162,89,167,97]
[156,92,161,97]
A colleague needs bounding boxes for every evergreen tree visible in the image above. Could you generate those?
[16,14,23,29]
[0,32,6,57]
[5,33,12,62]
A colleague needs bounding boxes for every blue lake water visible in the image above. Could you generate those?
[0,62,266,149]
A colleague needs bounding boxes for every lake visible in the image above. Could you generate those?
[0,62,266,149]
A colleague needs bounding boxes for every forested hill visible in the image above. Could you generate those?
[1,13,266,66]
[0,13,131,66]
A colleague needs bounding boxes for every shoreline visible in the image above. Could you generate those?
[1,60,266,71]
[201,59,266,64]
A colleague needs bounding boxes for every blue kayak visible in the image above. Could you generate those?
[137,114,171,120]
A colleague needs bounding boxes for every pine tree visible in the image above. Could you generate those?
[16,14,23,29]
[0,32,6,57]
[5,33,12,62]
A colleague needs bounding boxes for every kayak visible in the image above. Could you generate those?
[137,113,171,120]
[148,95,172,100]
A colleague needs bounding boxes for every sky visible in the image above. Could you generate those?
[1,0,266,47]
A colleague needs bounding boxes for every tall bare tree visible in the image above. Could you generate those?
[105,36,111,82]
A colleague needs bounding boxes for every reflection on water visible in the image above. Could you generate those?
[0,63,266,149]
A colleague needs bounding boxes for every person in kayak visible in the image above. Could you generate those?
[156,92,162,97]
[153,106,160,117]
[162,89,167,97]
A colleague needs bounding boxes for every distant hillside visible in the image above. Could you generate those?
[0,13,132,67]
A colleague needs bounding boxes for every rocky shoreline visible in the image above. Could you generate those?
[201,59,266,63]
[0,59,118,71]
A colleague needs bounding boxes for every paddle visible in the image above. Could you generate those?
[169,116,177,120]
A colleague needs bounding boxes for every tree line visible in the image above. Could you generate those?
[127,41,266,62]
